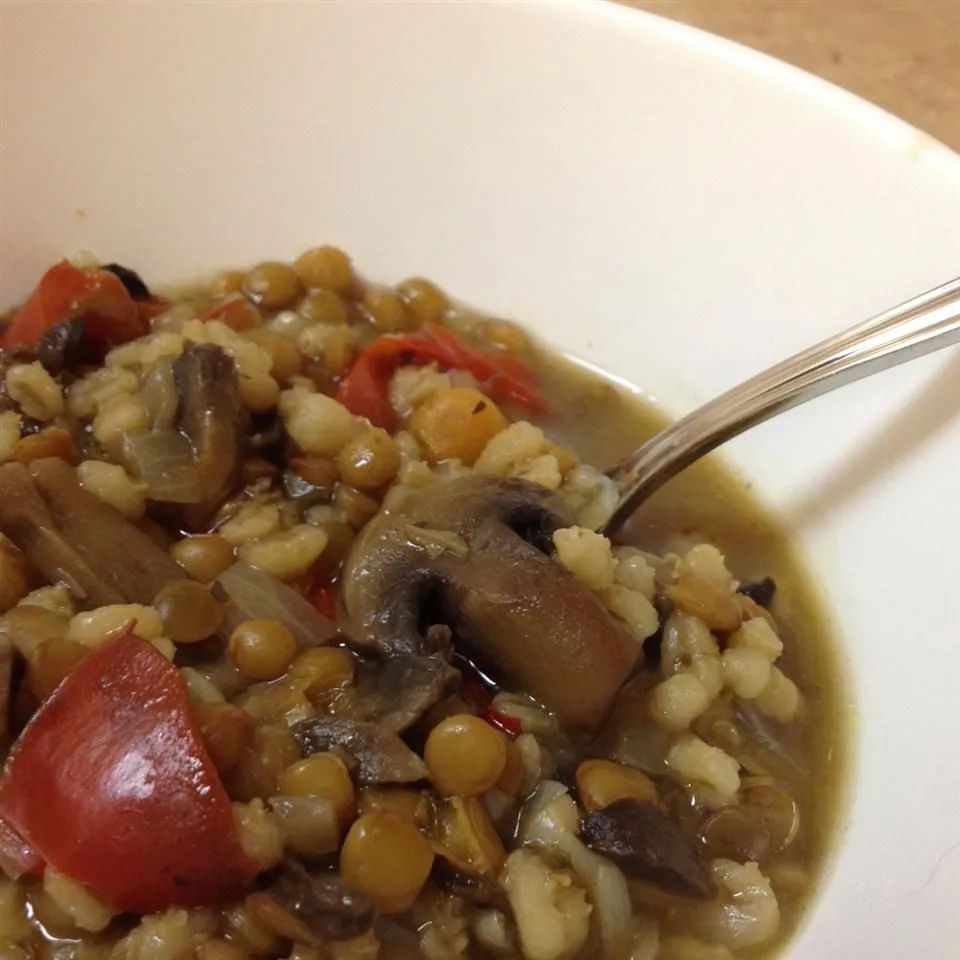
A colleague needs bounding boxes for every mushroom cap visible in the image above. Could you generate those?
[342,475,641,731]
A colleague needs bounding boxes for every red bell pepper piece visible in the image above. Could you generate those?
[336,323,549,430]
[459,671,523,738]
[309,579,338,619]
[482,705,523,738]
[2,260,147,352]
[0,633,255,912]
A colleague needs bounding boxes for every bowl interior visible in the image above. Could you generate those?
[4,2,960,955]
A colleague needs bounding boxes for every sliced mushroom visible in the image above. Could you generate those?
[292,717,428,784]
[737,576,776,608]
[581,799,714,900]
[0,458,183,606]
[352,650,460,734]
[432,859,506,908]
[172,344,247,528]
[102,263,151,301]
[36,319,94,375]
[268,860,375,942]
[341,476,641,731]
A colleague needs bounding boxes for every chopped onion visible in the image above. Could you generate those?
[140,357,179,430]
[122,430,203,503]
[180,667,227,706]
[519,782,636,960]
[216,562,338,648]
[734,700,805,784]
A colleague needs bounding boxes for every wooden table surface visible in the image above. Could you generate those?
[622,0,960,152]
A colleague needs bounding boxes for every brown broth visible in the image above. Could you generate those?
[533,347,850,957]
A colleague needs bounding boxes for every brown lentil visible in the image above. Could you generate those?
[298,289,349,325]
[410,388,507,466]
[214,299,263,332]
[361,288,411,333]
[211,271,247,298]
[322,326,357,377]
[424,714,507,797]
[154,579,224,644]
[243,262,303,309]
[229,619,298,681]
[289,647,355,694]
[337,428,401,491]
[245,329,303,383]
[294,246,354,295]
[279,753,356,826]
[340,812,434,914]
[396,277,448,326]
[170,534,236,583]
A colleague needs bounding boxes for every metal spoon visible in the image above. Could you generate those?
[604,275,960,535]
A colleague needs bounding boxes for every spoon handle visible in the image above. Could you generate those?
[604,275,960,535]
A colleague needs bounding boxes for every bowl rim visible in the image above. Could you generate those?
[592,0,960,179]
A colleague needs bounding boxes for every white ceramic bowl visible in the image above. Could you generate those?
[4,2,960,956]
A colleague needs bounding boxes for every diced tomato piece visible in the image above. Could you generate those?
[459,669,522,737]
[335,337,411,429]
[482,706,523,738]
[0,633,255,912]
[136,296,169,326]
[2,260,146,352]
[309,580,338,619]
[335,323,549,430]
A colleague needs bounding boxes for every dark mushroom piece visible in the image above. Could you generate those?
[341,475,641,732]
[282,468,335,508]
[349,647,459,735]
[293,717,429,785]
[581,799,715,900]
[431,859,506,908]
[101,264,151,301]
[268,860,376,942]
[36,319,95,375]
[173,344,247,528]
[120,344,247,527]
[737,577,777,608]
[0,458,183,606]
